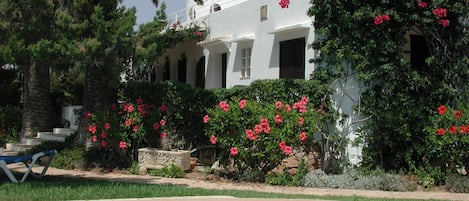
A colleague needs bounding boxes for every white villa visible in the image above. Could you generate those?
[145,0,364,166]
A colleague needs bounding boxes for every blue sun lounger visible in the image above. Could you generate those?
[0,149,57,183]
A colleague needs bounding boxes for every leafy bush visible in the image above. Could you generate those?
[0,106,21,145]
[148,164,184,178]
[203,97,320,182]
[446,175,469,193]
[128,161,139,175]
[51,147,86,170]
[265,160,308,186]
[304,169,417,191]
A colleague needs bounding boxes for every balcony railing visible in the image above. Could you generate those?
[165,0,248,26]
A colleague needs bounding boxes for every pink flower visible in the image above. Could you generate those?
[210,135,217,144]
[254,124,263,133]
[104,123,111,130]
[263,125,271,134]
[299,105,307,114]
[301,97,309,105]
[133,125,139,132]
[160,132,167,138]
[439,19,450,27]
[92,135,97,142]
[298,117,305,126]
[381,14,390,21]
[374,16,384,25]
[85,112,92,120]
[153,122,160,130]
[101,140,107,148]
[283,146,292,155]
[88,124,97,134]
[418,1,428,8]
[119,141,127,149]
[160,119,166,127]
[138,105,146,115]
[299,132,307,141]
[239,99,247,109]
[125,118,133,127]
[218,101,230,112]
[127,104,134,113]
[160,105,167,113]
[136,98,143,105]
[275,101,283,109]
[245,129,258,140]
[230,147,238,156]
[279,141,286,150]
[101,132,107,139]
[260,118,269,126]
[203,115,210,124]
[433,8,447,18]
[274,114,283,124]
[278,0,290,8]
[194,31,203,37]
[285,104,291,112]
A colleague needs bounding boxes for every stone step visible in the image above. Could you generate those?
[20,137,44,146]
[5,143,33,153]
[53,128,74,136]
[37,132,67,142]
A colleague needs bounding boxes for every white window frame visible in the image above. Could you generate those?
[240,47,251,79]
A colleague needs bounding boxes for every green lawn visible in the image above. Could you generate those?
[0,175,442,201]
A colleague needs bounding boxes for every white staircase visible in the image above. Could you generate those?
[2,128,74,155]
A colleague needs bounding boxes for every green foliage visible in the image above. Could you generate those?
[309,0,469,171]
[204,97,320,182]
[304,169,417,191]
[0,106,21,145]
[51,147,86,170]
[265,160,308,186]
[122,80,217,148]
[148,164,184,178]
[446,175,469,193]
[128,161,139,175]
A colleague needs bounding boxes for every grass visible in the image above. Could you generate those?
[0,174,446,201]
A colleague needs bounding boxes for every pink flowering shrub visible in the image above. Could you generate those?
[425,105,469,172]
[203,97,319,181]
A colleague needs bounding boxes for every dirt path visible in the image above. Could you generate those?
[7,164,469,201]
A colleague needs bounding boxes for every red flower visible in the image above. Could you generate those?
[193,31,203,37]
[418,1,428,8]
[299,132,307,141]
[136,98,143,105]
[111,104,117,111]
[432,8,447,18]
[153,122,160,130]
[125,118,133,127]
[279,141,286,150]
[381,14,390,21]
[454,110,463,119]
[439,19,450,27]
[283,146,292,155]
[203,115,210,124]
[278,0,290,8]
[230,147,238,156]
[218,101,230,112]
[133,125,140,132]
[437,105,447,115]
[245,129,258,140]
[299,105,307,114]
[275,101,283,109]
[104,123,111,130]
[100,132,107,139]
[160,105,167,113]
[274,114,283,124]
[101,140,107,148]
[85,112,92,120]
[254,124,263,133]
[301,97,309,105]
[374,16,384,25]
[160,132,167,139]
[298,117,305,126]
[260,118,269,126]
[92,135,97,142]
[127,104,134,113]
[119,141,127,149]
[160,119,166,127]
[263,125,271,134]
[210,135,217,144]
[449,126,458,134]
[285,104,291,112]
[87,124,97,134]
[239,99,247,109]
[437,128,445,135]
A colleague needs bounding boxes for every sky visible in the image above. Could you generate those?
[121,0,186,26]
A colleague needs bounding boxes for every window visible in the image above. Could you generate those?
[279,38,305,79]
[240,47,251,79]
[260,5,268,21]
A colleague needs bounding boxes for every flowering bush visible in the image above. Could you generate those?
[425,105,469,171]
[85,98,176,161]
[203,97,320,181]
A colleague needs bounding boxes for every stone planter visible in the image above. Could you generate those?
[138,148,191,173]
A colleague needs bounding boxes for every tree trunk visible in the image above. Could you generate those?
[21,61,51,138]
